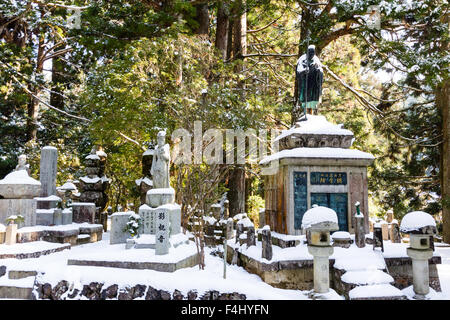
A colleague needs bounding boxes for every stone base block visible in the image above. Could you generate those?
[72,202,96,224]
[0,199,36,227]
[62,209,73,225]
[79,224,103,243]
[36,209,54,226]
[139,204,181,236]
[42,227,79,246]
[146,188,175,207]
[0,241,70,259]
[67,242,199,272]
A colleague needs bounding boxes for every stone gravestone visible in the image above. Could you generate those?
[110,212,132,244]
[225,218,233,240]
[38,146,58,209]
[235,223,244,244]
[261,226,272,260]
[381,222,389,240]
[139,204,156,234]
[373,224,384,252]
[247,226,256,248]
[72,202,96,224]
[354,202,365,248]
[389,220,402,243]
[155,208,170,255]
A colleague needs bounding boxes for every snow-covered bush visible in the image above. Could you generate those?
[123,213,142,238]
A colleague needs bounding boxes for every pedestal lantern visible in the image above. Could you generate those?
[400,211,437,300]
[302,206,339,294]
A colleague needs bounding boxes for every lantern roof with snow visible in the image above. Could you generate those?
[400,211,437,234]
[301,206,339,231]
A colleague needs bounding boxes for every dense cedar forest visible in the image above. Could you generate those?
[0,1,449,240]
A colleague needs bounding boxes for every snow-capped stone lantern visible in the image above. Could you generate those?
[302,206,338,295]
[303,206,339,246]
[400,211,436,299]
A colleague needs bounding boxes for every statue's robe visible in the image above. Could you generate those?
[296,54,323,110]
[151,144,171,189]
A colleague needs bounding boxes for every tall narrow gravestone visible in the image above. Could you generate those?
[38,146,58,209]
[261,226,273,260]
[155,207,170,255]
[354,202,365,248]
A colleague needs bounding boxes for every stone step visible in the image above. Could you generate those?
[76,234,91,245]
[0,276,35,300]
[8,270,37,280]
[349,284,407,300]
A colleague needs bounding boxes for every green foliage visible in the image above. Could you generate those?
[124,213,142,238]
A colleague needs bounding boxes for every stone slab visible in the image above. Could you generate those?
[0,242,70,259]
[67,252,200,272]
[36,209,54,226]
[110,212,131,245]
[39,146,58,199]
[0,199,36,227]
[62,209,73,225]
[72,203,96,224]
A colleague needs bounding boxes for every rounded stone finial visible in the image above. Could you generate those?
[400,211,436,234]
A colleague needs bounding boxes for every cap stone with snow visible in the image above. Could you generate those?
[400,211,436,234]
[301,205,339,231]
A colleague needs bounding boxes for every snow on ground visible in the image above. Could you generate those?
[0,232,311,300]
[436,246,450,299]
[1,232,450,300]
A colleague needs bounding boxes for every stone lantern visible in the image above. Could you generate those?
[302,206,339,295]
[400,211,436,299]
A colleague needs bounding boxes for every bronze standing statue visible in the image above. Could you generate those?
[295,45,324,118]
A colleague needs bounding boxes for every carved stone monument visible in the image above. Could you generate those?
[37,146,58,209]
[135,131,183,254]
[74,147,110,228]
[0,155,40,226]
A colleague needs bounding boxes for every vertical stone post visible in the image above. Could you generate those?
[400,211,437,299]
[261,226,272,260]
[373,224,384,252]
[224,200,229,219]
[225,218,233,240]
[389,220,402,243]
[223,238,227,279]
[235,223,244,244]
[39,146,58,209]
[246,226,256,248]
[5,223,17,245]
[354,202,365,248]
[407,245,433,299]
[308,245,334,294]
[155,208,170,255]
[381,222,389,240]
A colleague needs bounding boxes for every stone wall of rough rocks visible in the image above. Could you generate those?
[33,280,246,300]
